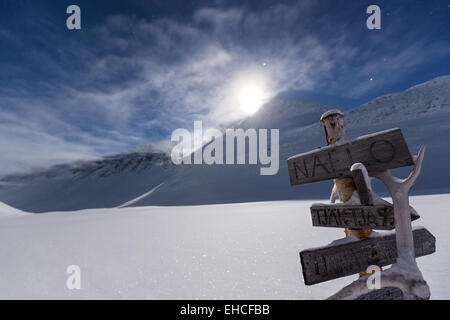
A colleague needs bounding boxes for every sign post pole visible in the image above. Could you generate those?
[320,110,371,240]
[287,109,435,299]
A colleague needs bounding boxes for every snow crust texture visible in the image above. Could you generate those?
[0,194,447,299]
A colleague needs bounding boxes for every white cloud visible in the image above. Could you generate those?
[0,1,448,175]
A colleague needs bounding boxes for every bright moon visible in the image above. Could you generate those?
[239,85,264,115]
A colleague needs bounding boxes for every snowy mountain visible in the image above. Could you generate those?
[0,76,449,212]
[0,152,174,212]
[346,75,450,126]
[0,201,28,218]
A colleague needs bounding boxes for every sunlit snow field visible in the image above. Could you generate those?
[0,194,449,299]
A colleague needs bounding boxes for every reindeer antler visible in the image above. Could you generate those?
[404,146,426,190]
[372,146,426,256]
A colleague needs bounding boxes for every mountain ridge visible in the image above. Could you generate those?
[1,75,449,212]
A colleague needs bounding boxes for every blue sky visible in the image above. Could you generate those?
[0,0,449,175]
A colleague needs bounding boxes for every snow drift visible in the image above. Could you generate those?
[0,194,448,299]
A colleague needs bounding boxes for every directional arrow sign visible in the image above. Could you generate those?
[300,227,435,285]
[287,128,414,186]
[310,204,420,230]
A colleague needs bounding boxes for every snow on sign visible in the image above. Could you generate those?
[287,109,436,299]
[287,128,414,186]
[310,204,419,230]
[355,287,404,300]
[300,227,436,285]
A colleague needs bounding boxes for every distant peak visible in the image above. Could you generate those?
[405,75,450,91]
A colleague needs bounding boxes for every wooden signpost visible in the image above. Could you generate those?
[300,227,435,285]
[287,109,436,299]
[287,128,414,186]
[310,204,419,230]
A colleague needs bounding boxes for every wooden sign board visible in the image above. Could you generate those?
[300,227,435,285]
[351,168,373,205]
[356,287,404,300]
[310,204,420,230]
[287,128,414,186]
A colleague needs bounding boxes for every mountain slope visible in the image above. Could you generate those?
[132,75,450,207]
[0,201,27,218]
[346,75,450,126]
[0,76,449,212]
[0,152,174,212]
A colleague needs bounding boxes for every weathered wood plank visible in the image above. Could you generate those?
[287,128,414,186]
[351,168,373,205]
[300,227,435,285]
[310,204,420,230]
[355,287,404,300]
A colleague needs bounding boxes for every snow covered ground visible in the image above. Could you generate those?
[0,194,449,300]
